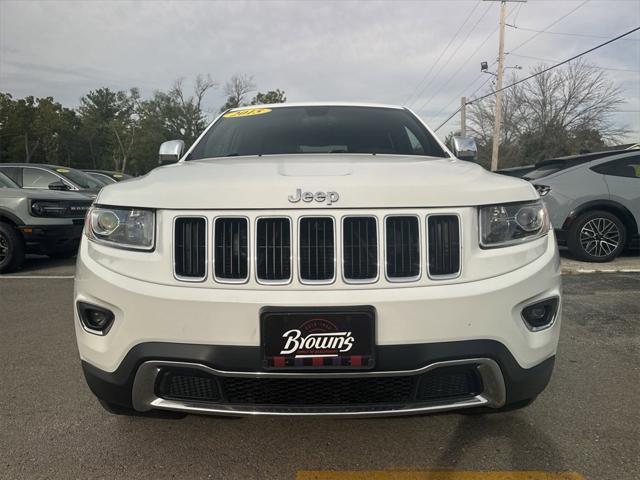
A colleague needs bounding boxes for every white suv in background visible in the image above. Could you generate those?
[74,103,561,418]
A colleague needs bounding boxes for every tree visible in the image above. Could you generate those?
[251,89,286,105]
[467,59,625,168]
[219,74,256,112]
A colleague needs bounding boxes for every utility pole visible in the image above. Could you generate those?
[484,0,526,171]
[460,97,467,136]
[491,0,507,171]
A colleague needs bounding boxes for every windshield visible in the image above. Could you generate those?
[189,106,448,160]
[88,172,116,185]
[53,168,103,189]
[0,171,18,188]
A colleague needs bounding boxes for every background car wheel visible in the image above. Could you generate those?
[567,210,626,262]
[0,222,25,274]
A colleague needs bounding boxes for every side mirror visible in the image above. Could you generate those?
[48,181,70,191]
[159,140,185,165]
[451,136,478,162]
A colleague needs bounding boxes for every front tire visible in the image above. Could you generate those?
[567,210,626,262]
[0,222,25,273]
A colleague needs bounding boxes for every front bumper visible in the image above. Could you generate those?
[82,341,555,416]
[75,233,561,416]
[20,222,84,254]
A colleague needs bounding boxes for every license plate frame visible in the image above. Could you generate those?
[260,306,376,370]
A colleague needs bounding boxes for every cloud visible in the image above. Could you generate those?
[1,0,638,140]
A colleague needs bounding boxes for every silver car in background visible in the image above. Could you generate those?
[529,150,639,262]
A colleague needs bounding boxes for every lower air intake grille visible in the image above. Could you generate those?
[417,367,481,400]
[159,372,221,401]
[385,216,420,279]
[343,217,378,281]
[256,218,291,282]
[214,218,248,281]
[174,217,207,279]
[428,215,460,277]
[299,217,335,282]
[155,366,482,406]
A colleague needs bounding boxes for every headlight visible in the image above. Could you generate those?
[86,206,155,250]
[29,200,91,218]
[479,200,549,248]
[30,200,68,217]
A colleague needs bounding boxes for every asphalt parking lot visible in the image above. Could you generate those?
[1,258,639,479]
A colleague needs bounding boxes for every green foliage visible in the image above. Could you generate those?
[0,74,284,175]
[251,89,287,105]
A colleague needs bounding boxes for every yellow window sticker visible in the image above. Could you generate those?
[56,168,70,173]
[224,108,271,118]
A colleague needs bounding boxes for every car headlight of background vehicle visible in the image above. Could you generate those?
[86,206,155,250]
[479,200,550,248]
[29,200,68,217]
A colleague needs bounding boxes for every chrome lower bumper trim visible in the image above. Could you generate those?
[132,358,506,417]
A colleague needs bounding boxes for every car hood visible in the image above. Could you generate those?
[96,154,538,209]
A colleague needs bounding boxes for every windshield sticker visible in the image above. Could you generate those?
[56,168,70,173]
[223,108,272,118]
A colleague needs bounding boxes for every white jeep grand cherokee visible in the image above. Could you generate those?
[74,103,561,417]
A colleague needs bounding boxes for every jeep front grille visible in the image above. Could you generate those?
[299,217,335,282]
[385,216,420,280]
[214,218,249,282]
[174,217,207,280]
[427,215,461,278]
[172,210,462,286]
[256,217,291,283]
[343,216,378,282]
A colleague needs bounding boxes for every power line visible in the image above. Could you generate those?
[403,0,483,106]
[508,52,640,72]
[408,2,493,108]
[508,0,590,54]
[506,24,640,41]
[470,26,640,104]
[433,26,640,131]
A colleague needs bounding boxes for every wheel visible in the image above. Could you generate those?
[567,210,626,262]
[0,222,25,273]
[47,248,77,259]
[98,399,187,418]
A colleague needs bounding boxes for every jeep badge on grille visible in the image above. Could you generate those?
[288,189,339,205]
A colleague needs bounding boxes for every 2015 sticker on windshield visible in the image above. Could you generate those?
[56,168,70,173]
[223,108,272,118]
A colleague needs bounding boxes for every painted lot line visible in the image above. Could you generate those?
[296,472,585,480]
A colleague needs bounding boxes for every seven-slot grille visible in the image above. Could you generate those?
[173,213,461,284]
[256,218,291,282]
[428,215,461,277]
[385,216,420,280]
[343,217,378,282]
[214,218,249,281]
[174,217,207,280]
[299,217,335,282]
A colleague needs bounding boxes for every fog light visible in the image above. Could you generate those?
[521,297,559,331]
[77,302,115,335]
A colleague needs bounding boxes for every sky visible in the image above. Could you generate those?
[1,0,639,142]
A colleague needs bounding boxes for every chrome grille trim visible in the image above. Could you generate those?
[298,216,336,285]
[384,215,422,283]
[427,214,462,279]
[173,216,208,282]
[213,216,249,284]
[255,216,293,285]
[342,216,379,284]
[171,210,464,287]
